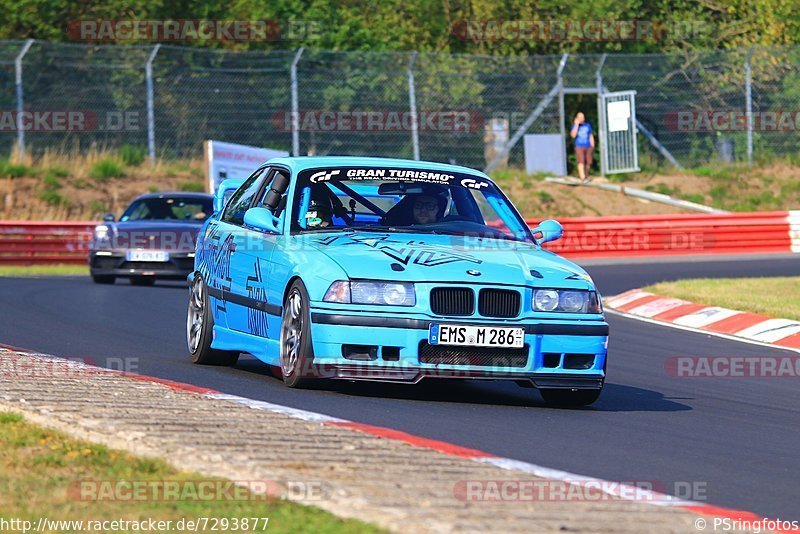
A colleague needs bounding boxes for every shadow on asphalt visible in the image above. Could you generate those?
[232,357,691,412]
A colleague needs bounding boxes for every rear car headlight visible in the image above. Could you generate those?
[323,280,416,306]
[533,289,601,313]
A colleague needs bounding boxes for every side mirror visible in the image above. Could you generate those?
[214,178,245,213]
[102,213,115,222]
[244,207,282,234]
[532,219,563,244]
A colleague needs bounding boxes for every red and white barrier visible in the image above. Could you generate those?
[0,221,95,265]
[0,211,798,265]
[533,210,800,259]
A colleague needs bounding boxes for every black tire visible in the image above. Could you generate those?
[540,388,602,407]
[280,280,315,388]
[130,276,156,286]
[187,275,239,366]
[91,274,115,284]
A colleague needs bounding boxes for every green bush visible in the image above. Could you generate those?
[0,160,30,178]
[46,166,69,178]
[119,144,146,166]
[644,183,678,196]
[180,181,205,192]
[680,193,706,204]
[42,171,61,190]
[38,189,66,206]
[537,191,555,204]
[90,159,125,182]
[89,200,106,214]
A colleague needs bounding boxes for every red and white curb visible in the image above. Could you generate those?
[791,210,800,254]
[605,290,800,352]
[0,344,793,531]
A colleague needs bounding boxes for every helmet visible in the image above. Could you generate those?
[305,195,333,228]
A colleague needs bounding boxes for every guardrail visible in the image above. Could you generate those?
[1,211,798,265]
[532,210,800,259]
[0,222,95,265]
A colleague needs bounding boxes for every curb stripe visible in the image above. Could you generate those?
[614,294,663,313]
[703,312,771,335]
[775,333,800,349]
[652,302,708,322]
[328,421,495,459]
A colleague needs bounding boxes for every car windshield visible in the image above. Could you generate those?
[120,197,212,222]
[291,167,533,242]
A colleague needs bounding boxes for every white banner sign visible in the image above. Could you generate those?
[204,140,289,192]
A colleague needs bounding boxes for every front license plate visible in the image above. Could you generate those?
[126,250,169,262]
[429,324,525,348]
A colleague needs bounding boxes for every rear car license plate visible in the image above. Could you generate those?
[429,324,525,348]
[126,250,169,262]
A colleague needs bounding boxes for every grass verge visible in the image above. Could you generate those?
[0,265,89,277]
[643,277,800,321]
[0,411,381,533]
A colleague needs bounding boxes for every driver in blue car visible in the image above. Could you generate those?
[410,189,449,225]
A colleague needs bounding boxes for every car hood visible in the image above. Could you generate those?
[307,231,595,288]
[105,221,203,251]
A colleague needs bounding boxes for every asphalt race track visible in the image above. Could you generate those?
[1,255,799,520]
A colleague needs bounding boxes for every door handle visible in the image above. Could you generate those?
[229,242,237,253]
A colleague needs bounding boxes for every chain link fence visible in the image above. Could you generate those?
[1,40,799,171]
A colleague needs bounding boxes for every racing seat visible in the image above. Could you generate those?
[381,196,417,226]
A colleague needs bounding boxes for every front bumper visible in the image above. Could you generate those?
[88,250,195,279]
[308,309,608,387]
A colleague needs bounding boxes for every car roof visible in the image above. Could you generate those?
[260,156,492,181]
[134,192,213,201]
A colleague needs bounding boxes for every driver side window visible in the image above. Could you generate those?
[221,167,267,226]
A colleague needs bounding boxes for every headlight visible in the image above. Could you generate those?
[533,289,602,313]
[323,280,416,306]
[94,224,109,240]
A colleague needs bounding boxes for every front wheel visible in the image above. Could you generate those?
[540,388,602,407]
[280,280,315,388]
[187,275,239,366]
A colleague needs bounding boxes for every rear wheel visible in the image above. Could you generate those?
[540,388,602,407]
[187,275,239,366]
[131,276,156,286]
[91,274,115,284]
[280,280,315,388]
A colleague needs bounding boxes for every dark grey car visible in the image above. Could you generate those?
[88,192,213,285]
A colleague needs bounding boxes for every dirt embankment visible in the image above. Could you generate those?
[2,153,798,221]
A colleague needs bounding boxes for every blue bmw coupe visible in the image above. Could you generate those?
[187,157,608,406]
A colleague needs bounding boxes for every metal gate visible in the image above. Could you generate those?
[598,90,639,174]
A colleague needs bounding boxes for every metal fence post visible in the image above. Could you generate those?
[14,39,34,161]
[145,44,161,165]
[595,54,608,177]
[290,47,305,157]
[746,45,754,167]
[408,51,420,160]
